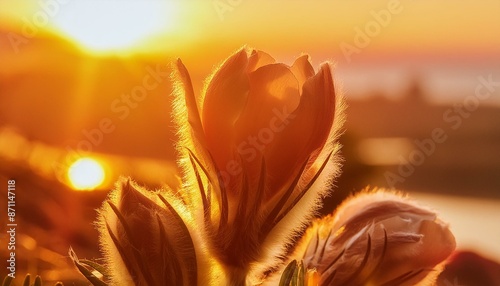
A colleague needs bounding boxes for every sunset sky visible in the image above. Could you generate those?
[1,0,499,60]
[2,0,499,102]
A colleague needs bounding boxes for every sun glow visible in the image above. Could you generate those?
[67,157,105,191]
[51,1,178,53]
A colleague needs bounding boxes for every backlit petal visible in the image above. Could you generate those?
[202,49,250,174]
[290,54,315,91]
[265,63,336,193]
[232,63,300,191]
[247,50,276,73]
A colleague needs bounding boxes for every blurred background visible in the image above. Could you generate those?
[0,0,499,284]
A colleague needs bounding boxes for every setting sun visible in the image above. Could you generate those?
[67,157,105,191]
[51,1,178,53]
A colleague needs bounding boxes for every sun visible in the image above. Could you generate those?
[67,157,106,191]
[51,1,178,53]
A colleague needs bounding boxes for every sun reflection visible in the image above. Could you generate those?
[51,1,178,53]
[67,157,105,191]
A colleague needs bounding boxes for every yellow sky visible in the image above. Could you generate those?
[1,0,499,63]
[178,0,500,62]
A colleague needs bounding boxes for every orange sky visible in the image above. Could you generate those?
[173,0,500,65]
[1,0,499,105]
[195,0,500,59]
[1,0,499,64]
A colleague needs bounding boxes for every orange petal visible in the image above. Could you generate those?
[247,49,276,73]
[234,63,300,177]
[290,54,315,91]
[241,63,300,126]
[265,63,336,194]
[202,48,250,173]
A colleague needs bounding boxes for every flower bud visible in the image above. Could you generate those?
[288,190,456,286]
[98,178,200,286]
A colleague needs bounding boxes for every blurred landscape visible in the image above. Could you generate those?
[0,0,499,284]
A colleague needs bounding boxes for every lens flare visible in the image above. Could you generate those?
[68,157,105,191]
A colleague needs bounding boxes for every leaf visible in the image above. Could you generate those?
[279,260,297,286]
[78,259,109,280]
[21,274,31,286]
[297,261,305,286]
[279,260,310,286]
[69,247,108,286]
[33,276,42,286]
[2,275,13,286]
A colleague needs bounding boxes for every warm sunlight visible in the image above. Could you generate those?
[67,157,105,191]
[51,1,178,53]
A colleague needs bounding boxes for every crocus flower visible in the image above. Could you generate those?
[271,190,456,286]
[173,47,344,284]
[81,49,457,286]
